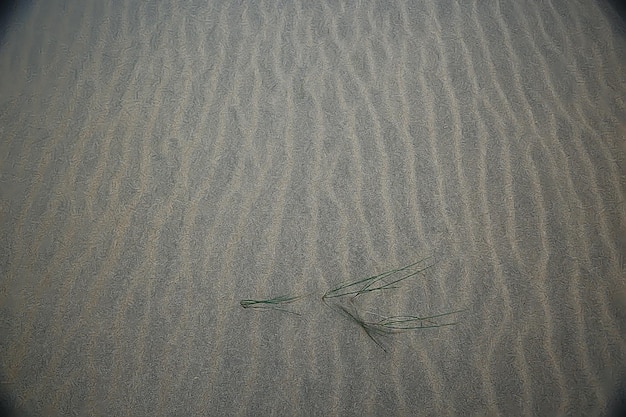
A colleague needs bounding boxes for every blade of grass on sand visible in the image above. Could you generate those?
[240,294,303,315]
[332,301,465,352]
[322,258,435,300]
[372,309,466,330]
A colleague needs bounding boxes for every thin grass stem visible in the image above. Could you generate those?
[322,258,435,300]
[240,295,303,315]
[373,309,466,329]
[329,298,465,352]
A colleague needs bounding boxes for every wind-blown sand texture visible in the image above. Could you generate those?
[0,0,625,415]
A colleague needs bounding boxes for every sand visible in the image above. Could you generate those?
[0,0,625,415]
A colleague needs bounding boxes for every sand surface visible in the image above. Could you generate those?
[0,1,625,416]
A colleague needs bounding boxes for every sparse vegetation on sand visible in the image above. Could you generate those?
[240,258,463,351]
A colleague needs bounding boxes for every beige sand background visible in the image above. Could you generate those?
[0,0,625,416]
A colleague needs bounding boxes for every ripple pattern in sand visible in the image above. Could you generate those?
[0,0,624,416]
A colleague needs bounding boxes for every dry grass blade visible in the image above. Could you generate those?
[348,308,464,351]
[240,295,303,315]
[373,309,466,330]
[329,298,465,352]
[322,258,435,300]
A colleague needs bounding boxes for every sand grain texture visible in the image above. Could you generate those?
[0,0,625,416]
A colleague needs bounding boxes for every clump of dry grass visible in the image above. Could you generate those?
[330,300,464,352]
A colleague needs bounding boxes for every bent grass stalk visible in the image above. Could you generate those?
[334,300,464,352]
[239,294,303,315]
[322,257,435,300]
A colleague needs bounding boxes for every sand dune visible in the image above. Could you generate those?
[0,0,625,415]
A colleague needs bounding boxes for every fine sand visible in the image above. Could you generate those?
[0,1,625,416]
